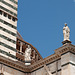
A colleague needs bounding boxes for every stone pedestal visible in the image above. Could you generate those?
[62,40,71,45]
[25,60,31,66]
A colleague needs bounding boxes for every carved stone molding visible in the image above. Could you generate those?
[0,55,31,72]
[0,43,75,72]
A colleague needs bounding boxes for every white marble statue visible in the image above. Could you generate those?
[25,45,31,60]
[63,23,70,41]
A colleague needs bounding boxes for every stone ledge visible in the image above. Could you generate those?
[62,40,71,45]
[0,55,31,73]
[0,43,75,72]
[61,62,75,67]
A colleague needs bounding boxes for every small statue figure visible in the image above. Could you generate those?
[25,45,31,61]
[63,23,70,41]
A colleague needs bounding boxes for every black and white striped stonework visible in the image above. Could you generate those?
[0,0,18,60]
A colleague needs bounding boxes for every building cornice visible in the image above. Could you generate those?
[55,43,75,55]
[30,43,75,71]
[30,54,60,72]
[0,55,31,73]
[0,43,75,72]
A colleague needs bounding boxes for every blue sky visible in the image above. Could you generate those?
[17,0,75,58]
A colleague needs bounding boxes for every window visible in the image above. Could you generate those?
[12,17,16,21]
[8,15,11,19]
[0,10,2,15]
[4,12,7,17]
[0,10,17,22]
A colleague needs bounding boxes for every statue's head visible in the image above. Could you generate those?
[64,23,67,26]
[28,45,31,48]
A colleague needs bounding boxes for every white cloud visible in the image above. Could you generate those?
[74,0,75,2]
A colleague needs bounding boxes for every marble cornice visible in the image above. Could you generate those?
[0,53,60,72]
[29,43,75,71]
[54,43,75,55]
[0,55,31,73]
[0,43,75,72]
[30,54,60,71]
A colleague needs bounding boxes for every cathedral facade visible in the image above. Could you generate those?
[0,0,75,75]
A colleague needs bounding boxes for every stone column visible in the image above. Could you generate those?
[36,54,38,61]
[33,50,35,59]
[20,42,23,52]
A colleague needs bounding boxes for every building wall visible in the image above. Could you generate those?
[31,52,75,75]
[0,64,25,75]
[69,53,75,75]
[0,1,75,75]
[0,0,18,60]
[31,68,45,75]
[31,59,61,75]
